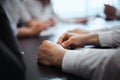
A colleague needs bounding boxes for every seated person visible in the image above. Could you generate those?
[2,0,49,38]
[71,4,120,24]
[37,25,120,80]
[104,4,117,20]
[104,4,120,20]
[0,3,25,80]
[24,0,56,27]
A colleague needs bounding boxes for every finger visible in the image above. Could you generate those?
[38,45,42,50]
[43,40,53,44]
[42,40,55,47]
[58,33,68,45]
[42,40,50,45]
[62,39,72,49]
[68,30,74,33]
[38,41,48,50]
[44,26,48,30]
[37,57,45,65]
[68,29,76,32]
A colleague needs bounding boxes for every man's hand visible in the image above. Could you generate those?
[29,25,43,36]
[18,20,50,37]
[25,19,38,27]
[26,20,49,31]
[48,17,56,27]
[58,32,87,49]
[58,32,100,49]
[17,22,48,38]
[38,40,66,67]
[37,21,49,31]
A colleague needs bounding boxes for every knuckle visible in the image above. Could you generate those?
[43,40,49,45]
[63,32,68,36]
[38,51,42,55]
[38,46,42,50]
[70,38,74,41]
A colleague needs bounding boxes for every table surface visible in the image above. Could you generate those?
[19,37,86,80]
[18,18,120,80]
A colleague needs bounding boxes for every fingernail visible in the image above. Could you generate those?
[62,43,64,46]
[62,43,66,47]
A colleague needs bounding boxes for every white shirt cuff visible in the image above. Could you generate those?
[98,31,113,47]
[62,50,82,74]
[10,23,18,36]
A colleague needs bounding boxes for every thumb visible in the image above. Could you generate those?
[62,39,71,49]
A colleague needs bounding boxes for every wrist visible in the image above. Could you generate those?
[28,28,38,36]
[84,33,100,46]
[54,49,66,67]
[26,19,38,27]
[17,28,33,37]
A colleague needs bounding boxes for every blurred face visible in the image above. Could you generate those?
[104,4,117,20]
[40,0,50,6]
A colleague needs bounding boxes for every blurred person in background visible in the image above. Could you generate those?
[66,4,120,35]
[70,4,120,24]
[104,4,117,21]
[1,0,49,38]
[24,0,57,27]
[0,1,25,80]
[104,4,120,20]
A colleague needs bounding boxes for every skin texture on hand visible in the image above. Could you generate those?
[48,17,56,27]
[25,19,49,30]
[17,23,48,38]
[37,21,49,31]
[58,32,100,49]
[17,20,50,38]
[25,19,38,27]
[38,40,66,67]
[75,17,88,24]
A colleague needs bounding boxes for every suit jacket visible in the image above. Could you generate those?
[0,4,25,80]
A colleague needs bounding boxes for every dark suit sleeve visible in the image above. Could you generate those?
[0,40,25,80]
[0,4,25,80]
